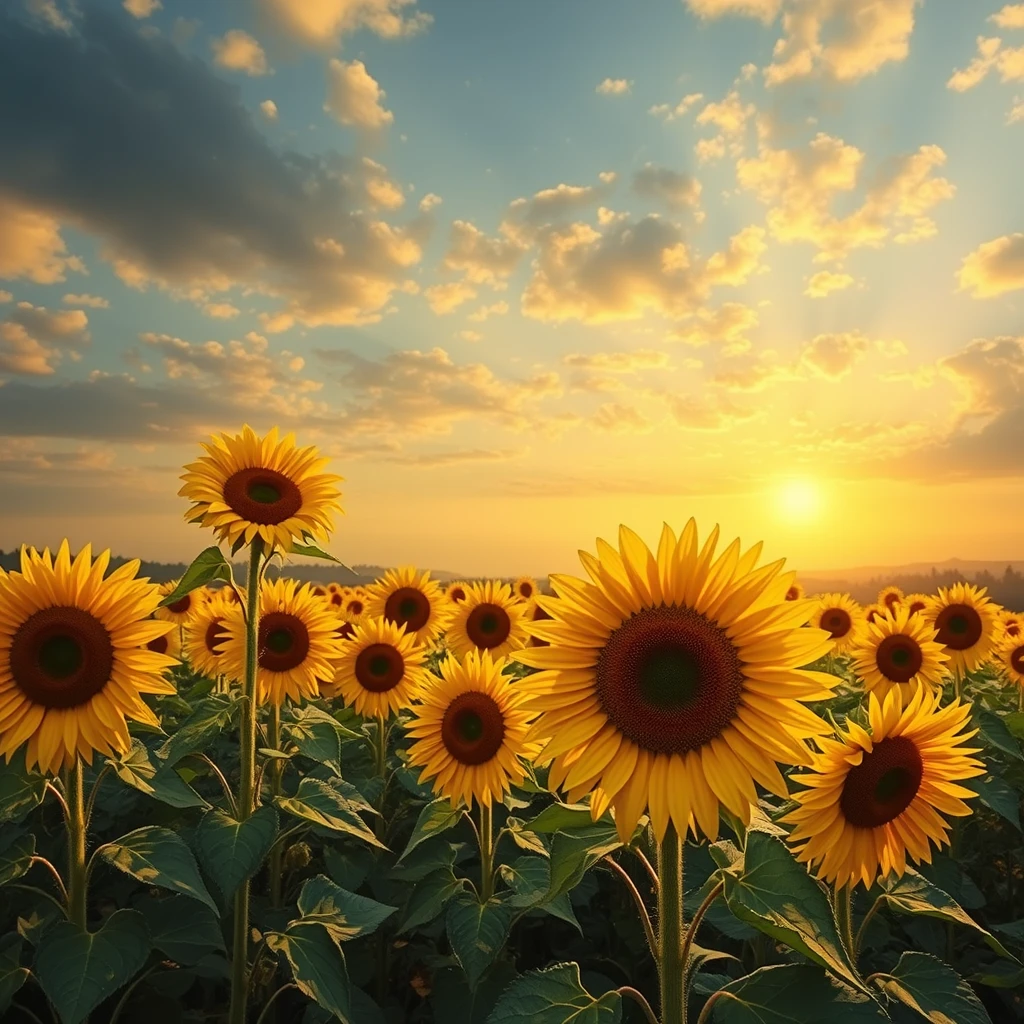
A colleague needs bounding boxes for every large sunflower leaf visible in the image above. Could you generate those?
[878,869,1018,961]
[158,547,233,607]
[546,824,621,903]
[399,798,462,861]
[106,738,210,809]
[0,749,47,825]
[97,825,218,914]
[398,868,468,933]
[284,705,359,776]
[501,855,581,933]
[296,874,397,942]
[700,964,888,1023]
[0,829,35,887]
[485,963,621,1024]
[431,962,519,1024]
[34,909,151,1024]
[154,695,238,768]
[965,773,1021,830]
[525,803,600,834]
[134,894,225,966]
[266,923,352,1022]
[0,934,29,1013]
[971,708,1022,760]
[721,829,867,994]
[447,893,515,990]
[873,952,992,1024]
[276,777,384,849]
[287,542,352,573]
[194,804,279,900]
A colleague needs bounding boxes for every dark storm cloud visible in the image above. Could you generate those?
[0,5,426,323]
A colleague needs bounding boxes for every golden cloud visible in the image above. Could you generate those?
[957,234,1024,298]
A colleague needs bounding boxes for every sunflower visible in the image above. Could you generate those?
[310,584,329,599]
[444,581,470,605]
[513,521,836,844]
[446,580,528,661]
[183,594,234,680]
[145,620,181,662]
[997,634,1024,687]
[811,593,865,656]
[217,579,347,706]
[0,542,177,775]
[512,576,538,603]
[523,599,553,647]
[785,581,805,601]
[344,593,366,618]
[155,580,206,626]
[877,585,904,614]
[179,425,343,552]
[903,593,930,617]
[405,649,539,809]
[329,616,431,718]
[849,605,949,701]
[996,608,1023,642]
[327,582,341,595]
[364,566,451,647]
[782,686,984,889]
[921,582,999,678]
[863,602,886,626]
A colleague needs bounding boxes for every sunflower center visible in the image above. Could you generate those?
[875,634,923,683]
[883,594,900,610]
[354,643,405,693]
[449,587,466,602]
[10,606,115,709]
[466,604,511,649]
[908,601,926,615]
[823,609,852,639]
[258,612,310,672]
[840,735,923,828]
[1007,623,1021,638]
[1011,646,1024,675]
[934,604,983,650]
[786,587,799,601]
[147,635,170,655]
[167,595,192,615]
[204,618,228,656]
[223,467,303,526]
[347,598,363,615]
[518,583,534,599]
[441,691,505,765]
[384,587,430,632]
[595,605,744,755]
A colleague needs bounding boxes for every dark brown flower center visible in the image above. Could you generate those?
[204,617,229,656]
[147,634,169,655]
[258,612,310,672]
[1011,646,1024,675]
[354,642,405,693]
[517,581,535,599]
[337,622,356,641]
[448,586,466,603]
[465,603,512,649]
[840,735,923,828]
[441,691,506,765]
[866,608,881,623]
[883,593,901,610]
[595,605,744,755]
[384,587,430,632]
[875,634,923,682]
[10,606,115,709]
[346,598,364,616]
[822,608,852,639]
[167,594,192,615]
[785,586,800,601]
[908,601,926,615]
[222,467,303,525]
[312,586,327,597]
[933,603,983,651]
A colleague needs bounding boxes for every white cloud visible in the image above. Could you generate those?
[419,193,442,212]
[62,293,109,308]
[992,4,1024,29]
[0,194,84,284]
[123,0,162,17]
[958,234,1024,298]
[805,269,854,297]
[211,31,270,76]
[203,301,240,319]
[467,301,509,322]
[324,59,394,129]
[260,100,279,121]
[443,220,528,285]
[633,164,702,210]
[649,92,704,121]
[948,35,1024,92]
[685,0,781,21]
[424,281,477,314]
[0,302,90,376]
[596,78,633,95]
[258,0,432,48]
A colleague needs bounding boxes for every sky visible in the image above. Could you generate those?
[1,0,1024,578]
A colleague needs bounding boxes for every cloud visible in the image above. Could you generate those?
[737,133,954,262]
[649,93,704,121]
[419,193,442,212]
[596,78,632,95]
[948,35,1024,91]
[211,30,270,76]
[633,164,702,210]
[696,89,754,136]
[593,402,653,433]
[685,0,781,21]
[672,302,759,352]
[424,280,477,314]
[362,158,405,209]
[123,0,161,17]
[798,330,871,378]
[203,301,240,319]
[62,293,109,308]
[0,10,429,331]
[1009,97,1024,122]
[957,234,1024,298]
[666,392,757,430]
[563,349,671,393]
[0,291,11,302]
[992,5,1024,29]
[504,179,616,242]
[0,301,90,376]
[324,58,394,129]
[257,0,431,48]
[457,330,482,342]
[442,220,528,286]
[805,269,854,296]
[0,193,84,284]
[260,99,279,121]
[467,301,508,322]
[380,446,526,468]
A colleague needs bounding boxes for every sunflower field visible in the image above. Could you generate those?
[1,426,1023,1024]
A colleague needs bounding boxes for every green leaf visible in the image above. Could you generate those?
[324,845,376,892]
[431,962,518,1024]
[388,836,457,882]
[1004,711,1024,742]
[267,924,352,1021]
[525,803,599,834]
[399,798,462,861]
[721,829,867,994]
[504,817,549,857]
[135,894,226,965]
[195,805,279,899]
[878,869,1018,961]
[0,830,35,887]
[34,909,151,1024]
[296,874,397,942]
[288,542,350,571]
[485,962,622,1024]
[97,825,218,914]
[971,961,1024,989]
[875,952,992,1024]
[285,705,359,776]
[972,708,1022,759]
[399,868,467,933]
[276,777,384,849]
[0,935,29,1013]
[447,894,514,989]
[547,824,621,903]
[501,856,581,933]
[702,964,887,1023]
[0,749,46,824]
[158,547,233,607]
[154,696,237,768]
[965,773,1021,830]
[107,739,210,809]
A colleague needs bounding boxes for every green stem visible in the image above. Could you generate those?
[82,766,109,832]
[229,539,265,1024]
[681,879,724,996]
[1018,685,1023,713]
[254,984,297,1024]
[834,883,856,960]
[65,759,88,930]
[268,703,283,908]
[657,823,686,1024]
[604,855,658,963]
[952,667,962,702]
[30,856,68,903]
[479,801,495,902]
[373,713,388,843]
[854,896,883,962]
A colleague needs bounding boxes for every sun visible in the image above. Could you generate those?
[776,479,821,522]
